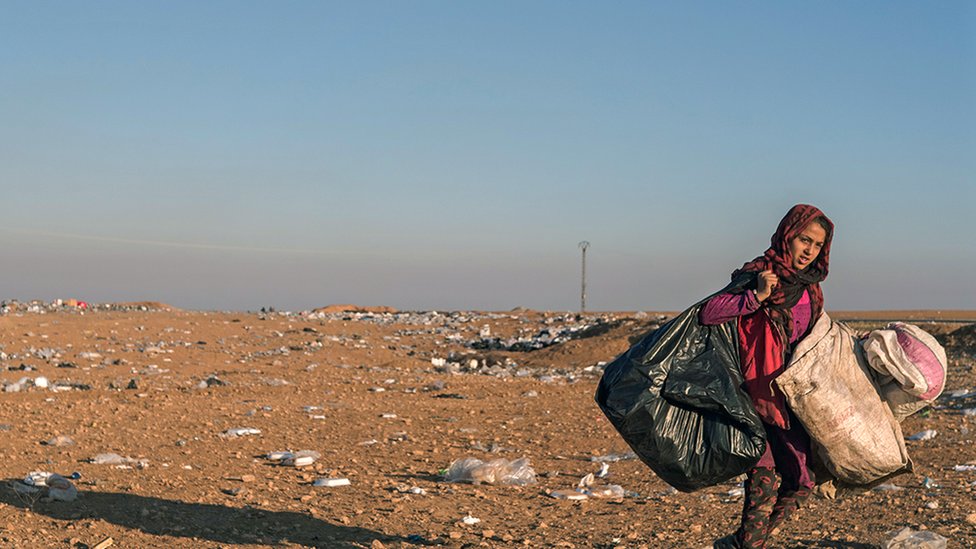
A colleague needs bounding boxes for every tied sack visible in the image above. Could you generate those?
[862,322,947,422]
[775,312,910,485]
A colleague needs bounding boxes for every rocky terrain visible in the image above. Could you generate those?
[0,302,973,548]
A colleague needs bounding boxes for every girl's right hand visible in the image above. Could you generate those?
[756,270,778,302]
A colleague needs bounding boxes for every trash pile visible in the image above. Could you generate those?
[0,299,171,315]
[468,316,623,352]
[12,471,79,502]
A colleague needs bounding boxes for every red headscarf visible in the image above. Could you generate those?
[734,203,833,340]
[733,204,834,428]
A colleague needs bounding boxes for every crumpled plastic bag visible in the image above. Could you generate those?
[443,457,537,485]
[881,527,947,549]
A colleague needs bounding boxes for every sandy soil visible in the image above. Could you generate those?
[0,305,974,548]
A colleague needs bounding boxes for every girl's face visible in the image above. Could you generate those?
[789,222,827,270]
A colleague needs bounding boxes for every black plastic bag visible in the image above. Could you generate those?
[594,278,767,492]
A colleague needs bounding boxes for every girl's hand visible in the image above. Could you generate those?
[756,270,778,302]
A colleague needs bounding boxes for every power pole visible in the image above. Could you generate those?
[578,241,590,312]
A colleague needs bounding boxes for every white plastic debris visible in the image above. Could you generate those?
[461,515,481,525]
[222,427,261,438]
[947,388,976,399]
[313,477,350,487]
[283,450,320,467]
[17,471,78,502]
[880,526,947,549]
[444,457,537,486]
[90,453,148,468]
[727,487,745,498]
[907,429,938,441]
[267,450,320,467]
[872,483,905,491]
[953,464,976,472]
[589,452,637,462]
[595,462,610,478]
[550,490,588,500]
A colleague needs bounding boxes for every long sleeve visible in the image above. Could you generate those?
[699,290,761,325]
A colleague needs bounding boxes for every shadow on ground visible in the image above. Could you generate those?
[1,481,401,548]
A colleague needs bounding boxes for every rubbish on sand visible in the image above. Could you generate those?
[267,450,320,467]
[14,471,78,502]
[222,427,261,438]
[444,457,537,486]
[90,453,148,468]
[907,429,937,441]
[313,477,351,487]
[880,526,947,548]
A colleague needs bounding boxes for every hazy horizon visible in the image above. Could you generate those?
[3,2,974,312]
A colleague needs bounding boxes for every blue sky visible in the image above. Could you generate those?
[2,2,974,311]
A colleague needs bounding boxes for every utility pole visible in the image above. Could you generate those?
[578,241,590,312]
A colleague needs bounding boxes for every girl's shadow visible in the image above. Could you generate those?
[1,480,401,548]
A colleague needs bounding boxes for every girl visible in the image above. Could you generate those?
[703,204,833,549]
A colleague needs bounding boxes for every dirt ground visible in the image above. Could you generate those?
[0,304,974,548]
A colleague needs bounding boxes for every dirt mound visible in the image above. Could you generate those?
[941,323,976,354]
[312,304,398,314]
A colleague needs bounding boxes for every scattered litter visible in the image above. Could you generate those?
[222,427,261,438]
[547,465,626,501]
[872,483,905,492]
[881,526,947,549]
[90,453,148,469]
[461,515,481,525]
[589,452,637,462]
[313,477,350,487]
[197,375,226,389]
[444,457,537,485]
[549,490,588,500]
[952,464,976,472]
[922,477,939,489]
[907,429,938,441]
[595,462,610,478]
[267,450,320,467]
[42,435,75,447]
[14,471,79,502]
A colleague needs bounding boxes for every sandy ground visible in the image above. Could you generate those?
[0,305,974,548]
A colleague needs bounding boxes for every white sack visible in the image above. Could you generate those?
[776,312,910,485]
[863,322,947,421]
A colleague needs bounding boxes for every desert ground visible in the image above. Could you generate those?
[0,301,974,548]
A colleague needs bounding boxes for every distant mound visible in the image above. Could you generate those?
[108,301,177,311]
[313,304,398,314]
[941,323,976,354]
